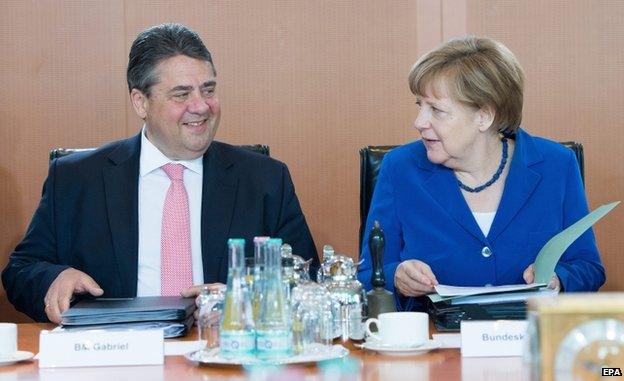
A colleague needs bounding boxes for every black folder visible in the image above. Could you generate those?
[428,300,527,332]
[60,296,196,337]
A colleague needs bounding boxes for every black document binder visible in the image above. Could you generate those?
[62,296,196,325]
[60,296,196,338]
[428,301,527,332]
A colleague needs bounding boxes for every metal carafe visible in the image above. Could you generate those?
[281,243,312,284]
[317,248,367,342]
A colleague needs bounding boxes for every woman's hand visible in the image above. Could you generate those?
[522,264,561,291]
[394,260,439,297]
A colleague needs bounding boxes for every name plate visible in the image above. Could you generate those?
[460,320,527,357]
[39,329,164,367]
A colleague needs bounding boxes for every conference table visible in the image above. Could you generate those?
[3,323,530,380]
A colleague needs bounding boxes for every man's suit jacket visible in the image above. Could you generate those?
[358,128,605,311]
[2,134,318,321]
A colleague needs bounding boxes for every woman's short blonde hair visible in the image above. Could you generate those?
[408,36,524,134]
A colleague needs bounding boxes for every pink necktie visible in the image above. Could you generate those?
[161,163,193,296]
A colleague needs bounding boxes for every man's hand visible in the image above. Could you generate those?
[44,268,104,324]
[394,260,438,297]
[180,283,226,323]
[523,264,561,291]
[180,283,226,298]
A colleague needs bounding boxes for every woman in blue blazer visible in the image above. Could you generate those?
[358,36,605,311]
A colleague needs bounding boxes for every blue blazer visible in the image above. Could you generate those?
[358,129,605,310]
[2,134,318,321]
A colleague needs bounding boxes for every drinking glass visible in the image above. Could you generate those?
[291,282,334,354]
[196,287,225,350]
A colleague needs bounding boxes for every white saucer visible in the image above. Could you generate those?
[360,339,440,356]
[0,351,34,366]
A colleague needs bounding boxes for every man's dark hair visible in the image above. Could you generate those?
[127,23,214,95]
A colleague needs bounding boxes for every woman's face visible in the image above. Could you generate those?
[413,82,487,169]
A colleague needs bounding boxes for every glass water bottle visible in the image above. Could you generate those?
[252,236,269,322]
[255,238,293,359]
[220,239,255,358]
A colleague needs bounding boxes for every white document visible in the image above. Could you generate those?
[450,288,558,305]
[434,283,546,297]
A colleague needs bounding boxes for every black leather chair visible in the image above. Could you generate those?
[359,141,585,251]
[50,144,270,161]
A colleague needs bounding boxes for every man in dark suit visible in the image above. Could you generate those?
[2,23,317,323]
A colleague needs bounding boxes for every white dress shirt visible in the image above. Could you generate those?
[137,128,204,296]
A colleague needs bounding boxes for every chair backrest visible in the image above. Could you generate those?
[49,144,270,161]
[359,141,585,250]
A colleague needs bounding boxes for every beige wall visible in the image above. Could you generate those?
[1,0,622,322]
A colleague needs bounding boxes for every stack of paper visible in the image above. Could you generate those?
[56,319,193,338]
[60,296,196,338]
[430,283,556,305]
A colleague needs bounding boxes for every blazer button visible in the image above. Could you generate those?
[481,246,493,258]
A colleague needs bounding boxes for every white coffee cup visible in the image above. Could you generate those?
[0,323,17,357]
[364,312,429,347]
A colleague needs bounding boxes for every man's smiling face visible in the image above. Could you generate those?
[132,54,221,160]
